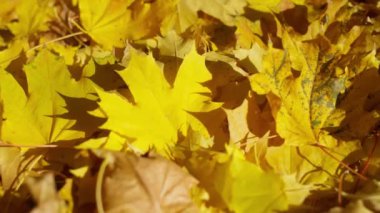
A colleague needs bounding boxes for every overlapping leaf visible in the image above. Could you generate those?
[7,0,54,37]
[250,31,346,146]
[79,0,177,49]
[95,47,221,155]
[213,146,288,212]
[101,152,198,212]
[0,49,92,145]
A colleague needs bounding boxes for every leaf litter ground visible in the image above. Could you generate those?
[1,0,380,212]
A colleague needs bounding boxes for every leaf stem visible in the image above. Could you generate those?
[0,142,58,148]
[338,171,348,205]
[69,17,87,33]
[359,134,378,177]
[313,143,368,181]
[96,155,110,213]
[28,31,85,52]
[354,133,379,190]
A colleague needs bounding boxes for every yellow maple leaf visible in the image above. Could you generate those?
[175,0,246,30]
[0,39,25,69]
[247,0,305,12]
[41,38,79,65]
[265,141,360,205]
[95,47,221,155]
[7,0,54,37]
[250,31,346,146]
[124,0,177,39]
[79,0,177,49]
[235,17,265,49]
[78,0,133,49]
[247,0,282,12]
[0,0,19,28]
[0,49,92,145]
[213,145,288,213]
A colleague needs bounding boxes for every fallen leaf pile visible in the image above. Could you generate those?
[1,0,380,212]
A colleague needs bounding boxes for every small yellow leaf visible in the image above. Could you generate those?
[78,0,133,49]
[235,17,265,49]
[0,39,25,69]
[70,167,89,178]
[0,0,19,27]
[43,40,78,65]
[177,0,246,28]
[7,0,54,37]
[79,0,177,49]
[213,145,288,213]
[247,0,281,12]
[266,141,361,205]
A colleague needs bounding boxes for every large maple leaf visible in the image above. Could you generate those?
[95,48,221,155]
[249,32,346,146]
[0,49,92,145]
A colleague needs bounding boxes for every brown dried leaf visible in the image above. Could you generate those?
[101,152,198,213]
[26,173,66,213]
